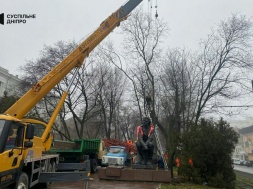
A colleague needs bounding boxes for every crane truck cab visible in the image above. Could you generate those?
[0,115,35,188]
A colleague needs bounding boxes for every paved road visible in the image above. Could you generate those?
[234,165,253,174]
[45,171,161,189]
[40,165,253,189]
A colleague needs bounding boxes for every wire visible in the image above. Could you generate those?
[155,0,158,18]
[148,0,152,16]
[216,105,253,108]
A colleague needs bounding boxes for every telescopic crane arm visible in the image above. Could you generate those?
[5,0,143,119]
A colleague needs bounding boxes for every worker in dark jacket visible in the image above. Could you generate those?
[136,117,154,165]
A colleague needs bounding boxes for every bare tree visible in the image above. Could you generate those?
[20,41,104,140]
[194,14,253,124]
[95,63,126,139]
[159,49,199,131]
[155,48,200,176]
[120,7,168,121]
[120,8,182,173]
[95,42,144,141]
[156,15,253,175]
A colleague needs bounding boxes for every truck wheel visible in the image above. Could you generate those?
[16,172,28,189]
[90,159,97,173]
[125,159,131,167]
[51,161,56,172]
[39,162,53,188]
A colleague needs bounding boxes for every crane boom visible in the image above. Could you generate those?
[5,0,143,119]
[0,2,146,188]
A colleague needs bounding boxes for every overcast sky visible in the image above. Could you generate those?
[1,0,253,122]
[1,0,253,75]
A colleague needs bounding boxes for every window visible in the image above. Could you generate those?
[5,123,24,150]
[0,120,5,136]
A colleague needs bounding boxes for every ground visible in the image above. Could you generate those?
[44,170,161,189]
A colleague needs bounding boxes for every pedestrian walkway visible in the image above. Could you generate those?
[233,165,253,174]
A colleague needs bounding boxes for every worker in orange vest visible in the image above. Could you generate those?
[136,117,155,165]
[127,140,133,145]
[188,158,193,166]
[175,157,180,167]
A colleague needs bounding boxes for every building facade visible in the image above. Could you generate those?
[238,125,253,161]
[233,125,253,161]
[0,66,22,97]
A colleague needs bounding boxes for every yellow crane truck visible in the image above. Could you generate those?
[0,0,143,188]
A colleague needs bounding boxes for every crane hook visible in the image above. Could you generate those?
[155,10,158,18]
[155,0,158,18]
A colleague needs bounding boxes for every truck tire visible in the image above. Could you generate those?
[90,159,97,173]
[125,159,131,167]
[51,161,56,172]
[16,172,28,189]
[39,161,53,188]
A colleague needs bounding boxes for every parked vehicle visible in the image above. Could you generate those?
[233,158,244,165]
[50,139,106,173]
[102,146,129,167]
[243,161,253,167]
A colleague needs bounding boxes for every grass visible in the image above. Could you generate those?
[159,169,253,189]
[235,174,253,188]
[159,183,213,189]
[158,167,215,189]
[158,176,218,189]
[236,175,253,185]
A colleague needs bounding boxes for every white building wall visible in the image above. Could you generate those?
[0,66,22,97]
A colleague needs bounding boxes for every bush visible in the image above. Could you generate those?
[179,118,239,188]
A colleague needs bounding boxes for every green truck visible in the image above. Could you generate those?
[50,139,106,173]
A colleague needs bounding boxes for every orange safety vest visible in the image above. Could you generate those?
[127,140,133,145]
[136,124,154,139]
[176,158,180,167]
[188,158,193,166]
